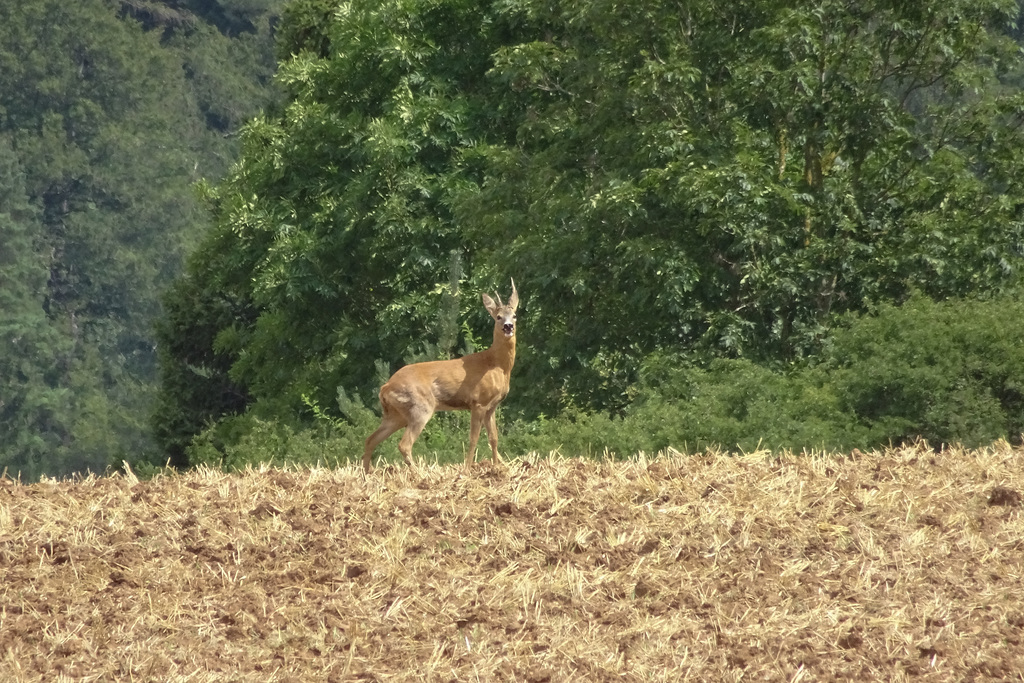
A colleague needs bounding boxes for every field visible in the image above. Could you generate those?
[1,444,1022,681]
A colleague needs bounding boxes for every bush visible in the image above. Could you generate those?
[633,358,873,453]
[824,293,1024,448]
[511,293,1024,458]
[183,293,1024,469]
[186,387,496,470]
[507,358,871,457]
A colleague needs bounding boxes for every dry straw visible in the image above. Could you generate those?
[1,443,1022,681]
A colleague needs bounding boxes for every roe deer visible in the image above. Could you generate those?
[362,279,519,472]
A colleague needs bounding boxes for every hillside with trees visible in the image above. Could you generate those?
[3,0,1023,477]
[158,0,1024,470]
[0,0,282,479]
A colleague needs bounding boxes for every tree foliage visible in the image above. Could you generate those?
[0,0,282,478]
[467,0,1024,406]
[156,0,1024,463]
[0,139,72,476]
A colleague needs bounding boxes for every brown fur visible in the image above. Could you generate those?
[362,280,519,472]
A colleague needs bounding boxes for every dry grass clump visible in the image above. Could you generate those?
[1,443,1022,681]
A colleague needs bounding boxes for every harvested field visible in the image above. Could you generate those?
[1,444,1023,681]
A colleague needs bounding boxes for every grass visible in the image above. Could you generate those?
[1,443,1022,681]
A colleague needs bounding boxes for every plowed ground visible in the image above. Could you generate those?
[1,444,1022,681]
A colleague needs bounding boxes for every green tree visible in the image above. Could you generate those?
[123,0,282,36]
[124,0,284,177]
[152,222,256,468]
[157,0,1024,463]
[0,0,201,474]
[0,139,72,479]
[156,0,520,459]
[0,0,281,477]
[464,0,1024,408]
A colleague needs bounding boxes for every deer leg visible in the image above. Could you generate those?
[484,408,502,464]
[397,404,433,467]
[363,414,404,473]
[465,406,487,469]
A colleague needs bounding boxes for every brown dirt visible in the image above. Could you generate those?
[1,443,1022,681]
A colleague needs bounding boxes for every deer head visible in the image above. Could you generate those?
[482,279,518,339]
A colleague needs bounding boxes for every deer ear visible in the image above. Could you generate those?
[508,278,519,311]
[481,292,498,316]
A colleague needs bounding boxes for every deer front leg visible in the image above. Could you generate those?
[465,406,487,469]
[484,407,502,464]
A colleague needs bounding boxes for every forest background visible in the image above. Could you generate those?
[2,0,1024,480]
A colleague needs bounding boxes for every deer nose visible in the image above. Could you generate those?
[503,323,514,335]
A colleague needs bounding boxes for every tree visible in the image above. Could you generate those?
[0,139,72,479]
[156,0,521,459]
[157,0,1024,462]
[464,0,1024,407]
[0,0,281,476]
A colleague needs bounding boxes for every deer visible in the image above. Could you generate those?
[362,279,519,473]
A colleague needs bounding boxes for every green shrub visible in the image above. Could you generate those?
[507,358,870,458]
[184,293,1024,469]
[186,387,500,470]
[511,293,1024,458]
[824,293,1024,448]
[633,358,873,454]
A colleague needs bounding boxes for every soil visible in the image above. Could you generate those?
[1,443,1022,681]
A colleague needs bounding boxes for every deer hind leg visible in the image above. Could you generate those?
[363,408,405,473]
[397,403,433,467]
